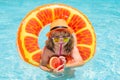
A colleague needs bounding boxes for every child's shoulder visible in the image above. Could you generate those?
[42,46,54,54]
[72,46,79,53]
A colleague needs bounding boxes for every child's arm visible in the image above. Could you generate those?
[40,65,53,72]
[40,47,53,72]
[66,46,84,68]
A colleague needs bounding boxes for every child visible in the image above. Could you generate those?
[40,19,84,73]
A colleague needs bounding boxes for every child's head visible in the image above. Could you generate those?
[46,30,74,53]
[45,19,74,53]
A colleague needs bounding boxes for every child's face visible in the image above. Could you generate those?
[51,30,70,46]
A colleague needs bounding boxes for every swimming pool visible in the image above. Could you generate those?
[0,0,120,80]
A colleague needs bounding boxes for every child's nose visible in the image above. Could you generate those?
[59,38,64,42]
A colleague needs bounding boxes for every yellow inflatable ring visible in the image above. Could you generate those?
[17,4,96,67]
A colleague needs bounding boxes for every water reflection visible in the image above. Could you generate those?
[47,68,75,80]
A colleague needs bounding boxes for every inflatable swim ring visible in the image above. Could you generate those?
[17,4,96,67]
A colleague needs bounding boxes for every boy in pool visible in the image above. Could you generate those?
[40,19,84,73]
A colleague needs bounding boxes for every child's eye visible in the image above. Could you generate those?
[53,36,59,38]
[56,36,59,37]
[63,36,66,38]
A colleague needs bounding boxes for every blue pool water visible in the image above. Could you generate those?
[0,0,120,80]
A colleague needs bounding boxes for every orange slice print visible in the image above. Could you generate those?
[17,4,96,67]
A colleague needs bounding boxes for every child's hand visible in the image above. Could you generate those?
[59,56,66,64]
[53,64,64,73]
[53,56,66,73]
